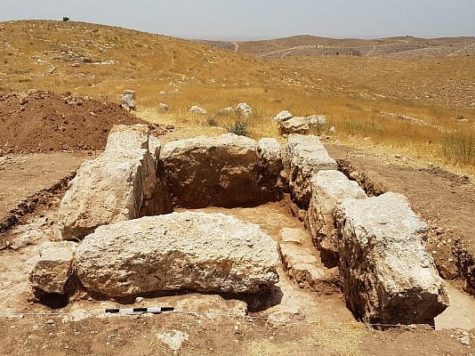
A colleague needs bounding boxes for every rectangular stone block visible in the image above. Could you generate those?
[307,170,366,266]
[336,192,449,325]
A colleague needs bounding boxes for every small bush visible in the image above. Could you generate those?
[226,120,248,136]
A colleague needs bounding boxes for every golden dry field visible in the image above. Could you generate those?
[1,20,474,174]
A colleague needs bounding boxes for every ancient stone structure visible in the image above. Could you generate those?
[279,117,309,135]
[307,170,367,266]
[336,192,449,325]
[30,241,77,295]
[74,212,280,297]
[59,125,171,239]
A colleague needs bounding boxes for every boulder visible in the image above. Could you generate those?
[160,134,265,208]
[285,135,337,207]
[279,117,309,135]
[59,125,172,239]
[74,212,280,297]
[120,90,136,111]
[273,110,293,123]
[336,192,449,325]
[159,103,169,113]
[236,103,252,117]
[257,138,283,200]
[189,105,207,114]
[307,170,366,266]
[30,241,77,295]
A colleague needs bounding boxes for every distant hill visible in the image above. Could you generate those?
[199,35,475,58]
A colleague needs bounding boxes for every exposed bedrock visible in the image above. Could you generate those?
[336,192,449,325]
[73,212,280,297]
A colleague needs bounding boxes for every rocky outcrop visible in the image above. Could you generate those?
[120,90,136,111]
[279,228,339,294]
[74,212,280,297]
[285,135,337,207]
[59,125,172,239]
[30,241,77,295]
[306,114,327,127]
[257,138,284,200]
[161,134,272,208]
[336,192,449,325]
[307,170,366,266]
[279,117,309,135]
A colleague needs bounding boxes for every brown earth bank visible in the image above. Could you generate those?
[0,91,166,154]
[1,315,473,356]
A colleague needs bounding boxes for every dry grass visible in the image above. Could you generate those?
[1,20,474,174]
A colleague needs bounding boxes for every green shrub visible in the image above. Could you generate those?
[226,120,248,136]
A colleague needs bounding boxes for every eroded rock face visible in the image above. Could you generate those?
[336,192,449,325]
[74,212,280,297]
[161,134,266,208]
[30,241,77,295]
[59,125,172,239]
[257,138,284,200]
[307,170,367,266]
[285,135,337,207]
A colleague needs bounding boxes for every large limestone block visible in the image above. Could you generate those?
[336,192,449,325]
[160,134,262,208]
[74,212,280,297]
[308,170,367,266]
[59,125,172,239]
[286,135,337,207]
[30,241,77,295]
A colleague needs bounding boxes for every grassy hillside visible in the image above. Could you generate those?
[1,21,474,173]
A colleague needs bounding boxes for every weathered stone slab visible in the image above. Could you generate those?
[336,192,449,325]
[160,134,264,208]
[30,241,77,295]
[59,125,172,239]
[307,170,367,266]
[74,212,280,297]
[279,228,339,294]
[285,135,337,207]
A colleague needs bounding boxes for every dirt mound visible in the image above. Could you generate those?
[0,91,163,154]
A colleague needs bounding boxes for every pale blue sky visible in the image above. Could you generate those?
[0,0,474,39]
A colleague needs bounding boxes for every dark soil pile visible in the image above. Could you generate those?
[0,91,164,154]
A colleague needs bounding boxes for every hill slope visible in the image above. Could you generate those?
[201,35,475,58]
[0,21,474,173]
